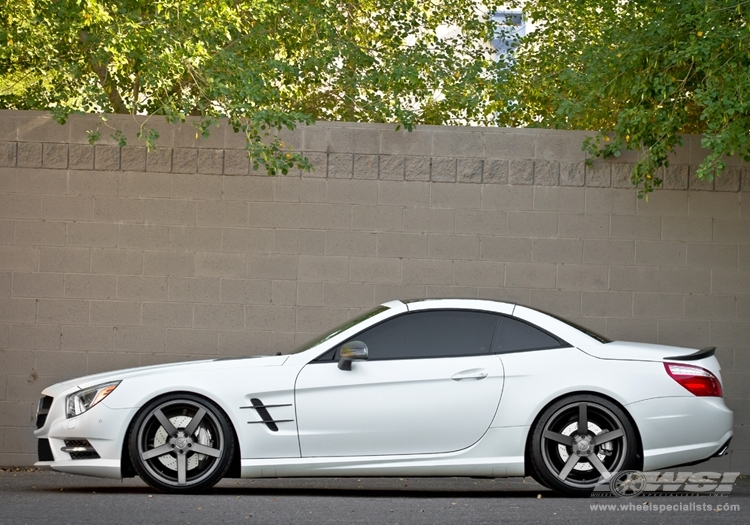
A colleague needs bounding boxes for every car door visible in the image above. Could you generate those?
[294,310,505,457]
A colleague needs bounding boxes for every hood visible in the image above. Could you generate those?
[580,341,704,362]
[41,354,288,397]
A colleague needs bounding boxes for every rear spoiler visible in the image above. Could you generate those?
[664,346,716,361]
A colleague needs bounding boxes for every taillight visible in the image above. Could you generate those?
[664,362,723,397]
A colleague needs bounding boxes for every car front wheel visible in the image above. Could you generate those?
[128,393,235,493]
[529,394,638,497]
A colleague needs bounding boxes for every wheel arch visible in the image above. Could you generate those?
[523,390,644,478]
[120,390,242,481]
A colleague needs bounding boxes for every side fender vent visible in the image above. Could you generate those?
[250,398,279,432]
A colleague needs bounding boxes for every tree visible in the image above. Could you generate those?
[1,0,499,174]
[492,0,750,195]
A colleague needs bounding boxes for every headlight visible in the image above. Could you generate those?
[66,381,120,418]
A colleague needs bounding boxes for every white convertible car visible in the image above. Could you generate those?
[34,299,733,496]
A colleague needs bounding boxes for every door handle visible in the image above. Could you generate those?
[451,369,489,381]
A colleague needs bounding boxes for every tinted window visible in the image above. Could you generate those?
[492,316,566,354]
[344,310,499,360]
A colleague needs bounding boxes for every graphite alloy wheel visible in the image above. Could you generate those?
[530,395,637,497]
[128,393,235,493]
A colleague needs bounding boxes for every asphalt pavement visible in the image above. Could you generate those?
[0,468,748,525]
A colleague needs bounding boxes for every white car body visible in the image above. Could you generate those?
[34,299,733,496]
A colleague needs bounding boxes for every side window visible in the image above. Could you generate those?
[492,316,567,354]
[344,310,499,360]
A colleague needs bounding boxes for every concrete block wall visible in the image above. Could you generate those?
[0,111,748,472]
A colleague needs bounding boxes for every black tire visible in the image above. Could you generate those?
[128,393,235,494]
[529,394,637,497]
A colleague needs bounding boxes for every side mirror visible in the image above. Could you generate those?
[338,341,368,371]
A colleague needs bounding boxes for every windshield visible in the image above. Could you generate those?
[289,305,389,354]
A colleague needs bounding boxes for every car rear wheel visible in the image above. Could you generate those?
[529,394,637,497]
[128,393,234,493]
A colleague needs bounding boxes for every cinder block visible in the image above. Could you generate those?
[661,216,712,242]
[582,291,633,317]
[610,215,660,240]
[39,247,90,273]
[87,351,141,374]
[94,145,120,171]
[221,228,273,253]
[402,259,453,285]
[481,185,533,211]
[118,224,170,250]
[685,295,736,320]
[63,274,116,299]
[196,200,247,227]
[483,159,508,184]
[452,260,505,287]
[532,239,582,263]
[120,146,146,171]
[42,144,68,169]
[117,276,167,300]
[90,248,142,275]
[484,132,535,160]
[323,282,375,307]
[11,272,63,298]
[478,236,529,262]
[377,232,428,258]
[505,262,556,289]
[457,158,482,183]
[0,142,16,167]
[67,222,118,247]
[141,302,193,328]
[193,304,244,330]
[717,166,742,192]
[608,266,660,292]
[605,317,658,343]
[247,254,298,280]
[404,208,454,234]
[143,251,195,277]
[9,325,61,350]
[272,229,299,254]
[329,127,380,155]
[741,245,750,270]
[144,200,196,226]
[528,290,582,318]
[198,149,223,174]
[0,167,14,193]
[558,264,609,290]
[0,348,33,378]
[297,255,349,282]
[636,191,689,217]
[611,163,635,188]
[533,186,585,213]
[219,330,296,356]
[61,325,114,351]
[245,305,296,331]
[0,195,41,219]
[689,173,714,191]
[223,175,274,202]
[585,188,636,215]
[274,177,301,203]
[166,329,218,354]
[687,243,738,269]
[379,156,404,181]
[248,202,300,228]
[658,319,710,347]
[378,181,430,207]
[89,300,141,325]
[327,179,378,204]
[298,179,326,203]
[374,283,426,303]
[297,281,324,306]
[586,162,612,187]
[14,221,66,246]
[2,427,38,455]
[508,159,533,185]
[69,144,94,170]
[426,285,478,299]
[404,157,430,181]
[662,165,689,190]
[560,162,586,187]
[195,252,245,278]
[0,246,38,271]
[557,213,608,239]
[506,211,558,238]
[169,173,221,200]
[455,209,506,236]
[534,160,559,186]
[220,279,271,305]
[428,234,480,260]
[381,129,432,156]
[583,240,635,265]
[687,192,740,218]
[120,172,171,198]
[325,231,377,257]
[168,276,220,303]
[40,195,92,221]
[658,267,711,294]
[299,203,351,230]
[37,299,89,324]
[352,205,403,232]
[431,183,480,210]
[15,168,67,194]
[353,154,378,180]
[349,257,401,283]
[146,148,172,172]
[713,218,750,244]
[113,326,166,352]
[633,293,684,319]
[302,152,327,177]
[299,230,325,255]
[0,271,9,296]
[635,241,686,266]
[68,171,118,196]
[172,148,198,173]
[93,197,144,223]
[17,143,42,168]
[168,227,221,252]
[713,270,750,295]
[328,153,353,179]
[433,130,483,158]
[223,149,249,176]
[0,220,12,246]
[295,306,350,333]
[431,158,456,182]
